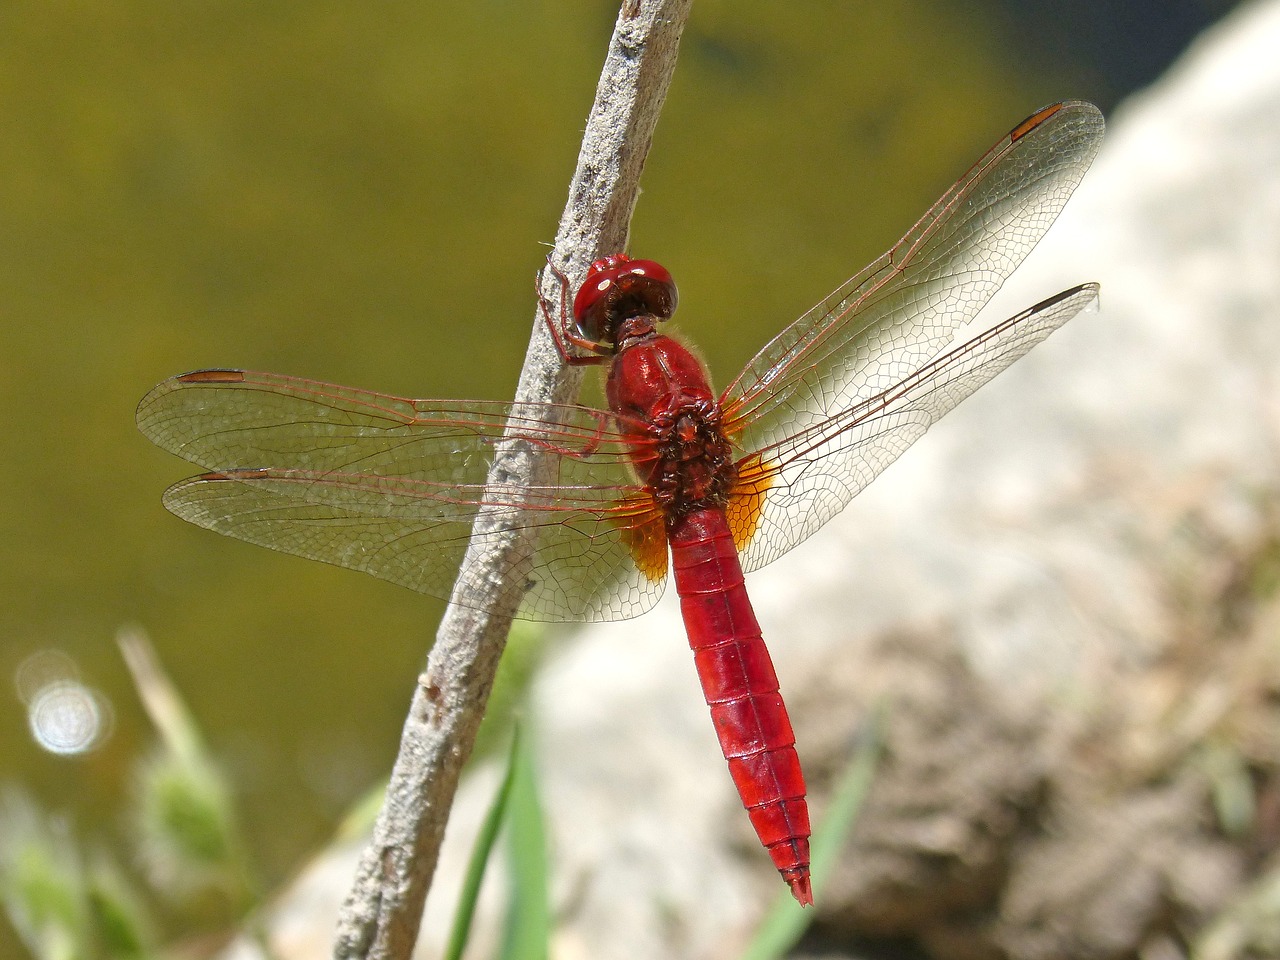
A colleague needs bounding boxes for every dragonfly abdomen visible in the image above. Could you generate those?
[670,507,813,906]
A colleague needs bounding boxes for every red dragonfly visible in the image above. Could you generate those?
[138,101,1103,906]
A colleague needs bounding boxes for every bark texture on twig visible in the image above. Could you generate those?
[332,3,693,957]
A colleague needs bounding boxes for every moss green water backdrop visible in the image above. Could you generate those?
[0,0,1220,950]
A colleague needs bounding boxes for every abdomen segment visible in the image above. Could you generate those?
[669,508,812,906]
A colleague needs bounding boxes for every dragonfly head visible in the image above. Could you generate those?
[574,254,678,344]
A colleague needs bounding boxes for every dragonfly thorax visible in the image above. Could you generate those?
[646,401,737,521]
[605,330,737,523]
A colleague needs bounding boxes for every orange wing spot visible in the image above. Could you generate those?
[726,455,775,552]
[612,499,669,583]
[1010,102,1063,142]
[177,369,246,384]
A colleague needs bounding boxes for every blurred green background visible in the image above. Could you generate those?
[0,0,1237,950]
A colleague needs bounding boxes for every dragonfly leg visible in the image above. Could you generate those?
[510,407,614,459]
[538,260,611,365]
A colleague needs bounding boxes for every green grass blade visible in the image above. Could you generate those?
[497,723,550,960]
[0,788,90,960]
[86,846,158,960]
[738,707,886,960]
[442,726,524,960]
[121,627,257,911]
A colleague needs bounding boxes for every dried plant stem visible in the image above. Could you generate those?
[332,3,693,957]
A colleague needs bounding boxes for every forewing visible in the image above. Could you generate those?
[721,101,1103,457]
[727,284,1098,572]
[138,370,666,621]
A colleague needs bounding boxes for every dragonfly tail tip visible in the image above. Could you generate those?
[786,874,814,907]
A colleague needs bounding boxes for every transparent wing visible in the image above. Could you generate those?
[721,101,1103,459]
[138,369,667,621]
[727,284,1098,572]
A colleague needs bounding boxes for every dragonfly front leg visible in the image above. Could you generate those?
[538,261,613,365]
